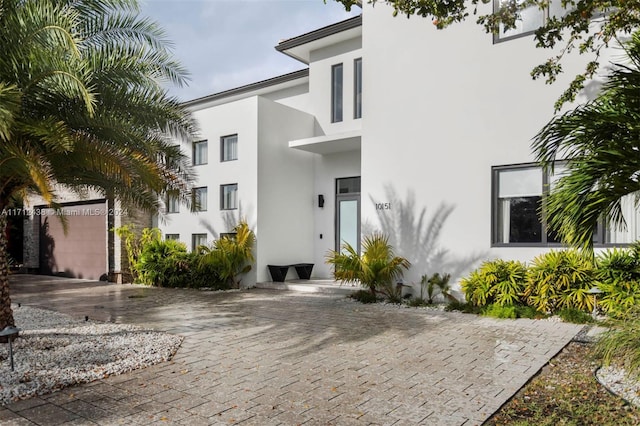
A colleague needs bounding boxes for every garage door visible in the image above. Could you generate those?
[39,202,108,280]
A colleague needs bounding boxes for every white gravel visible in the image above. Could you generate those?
[596,366,640,407]
[0,305,182,405]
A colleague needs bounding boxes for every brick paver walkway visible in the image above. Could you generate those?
[0,275,583,425]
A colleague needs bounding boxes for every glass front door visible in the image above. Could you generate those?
[336,177,361,253]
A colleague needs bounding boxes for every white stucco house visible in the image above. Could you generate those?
[22,2,640,287]
[157,2,640,289]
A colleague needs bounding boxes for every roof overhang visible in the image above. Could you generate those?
[289,130,361,155]
[276,15,362,64]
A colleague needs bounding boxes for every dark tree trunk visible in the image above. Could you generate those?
[0,213,15,330]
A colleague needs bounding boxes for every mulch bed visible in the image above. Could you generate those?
[486,342,640,425]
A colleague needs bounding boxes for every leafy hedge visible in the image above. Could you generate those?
[461,247,640,318]
[115,221,254,290]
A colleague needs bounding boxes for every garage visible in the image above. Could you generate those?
[39,201,108,280]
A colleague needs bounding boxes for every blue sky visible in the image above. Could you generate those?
[139,0,360,101]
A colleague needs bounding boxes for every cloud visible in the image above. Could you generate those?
[140,0,360,101]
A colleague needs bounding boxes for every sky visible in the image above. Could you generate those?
[139,0,361,102]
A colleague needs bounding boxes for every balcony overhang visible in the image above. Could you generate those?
[289,130,361,155]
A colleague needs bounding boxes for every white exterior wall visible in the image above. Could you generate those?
[308,38,362,136]
[312,150,361,278]
[360,3,605,286]
[160,97,260,285]
[255,97,316,282]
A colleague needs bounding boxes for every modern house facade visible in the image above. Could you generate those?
[23,2,640,288]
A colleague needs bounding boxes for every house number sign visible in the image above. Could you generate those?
[375,203,392,210]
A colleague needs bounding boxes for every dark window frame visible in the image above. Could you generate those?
[354,58,362,119]
[192,140,208,166]
[192,233,208,251]
[192,186,208,212]
[220,134,238,162]
[220,183,238,211]
[331,63,343,123]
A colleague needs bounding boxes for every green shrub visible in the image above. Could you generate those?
[408,296,429,307]
[596,248,640,317]
[557,307,594,324]
[460,259,527,307]
[515,304,547,319]
[199,221,255,288]
[113,226,161,282]
[349,289,379,304]
[135,238,189,287]
[420,272,455,304]
[445,300,482,314]
[595,308,640,379]
[525,250,595,314]
[326,233,410,298]
[482,304,517,319]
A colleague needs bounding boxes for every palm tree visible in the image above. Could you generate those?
[326,233,411,298]
[532,31,640,252]
[0,0,196,329]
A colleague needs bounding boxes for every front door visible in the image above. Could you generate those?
[336,177,361,253]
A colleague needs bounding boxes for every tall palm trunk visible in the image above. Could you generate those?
[0,213,15,330]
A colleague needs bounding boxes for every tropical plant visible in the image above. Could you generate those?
[532,32,640,251]
[0,0,195,329]
[595,307,640,379]
[460,259,527,307]
[199,221,255,288]
[414,272,455,305]
[113,226,161,283]
[326,233,410,298]
[595,248,640,317]
[136,238,189,287]
[525,250,595,313]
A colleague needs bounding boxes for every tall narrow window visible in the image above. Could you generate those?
[354,58,362,119]
[192,233,207,250]
[221,184,238,210]
[331,63,343,123]
[193,187,207,211]
[221,134,238,162]
[193,140,208,165]
[166,194,179,213]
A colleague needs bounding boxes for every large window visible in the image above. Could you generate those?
[221,134,238,162]
[166,194,179,214]
[192,233,207,251]
[220,184,238,210]
[493,164,640,245]
[354,58,362,119]
[193,187,207,212]
[193,140,208,165]
[494,0,572,42]
[331,63,343,123]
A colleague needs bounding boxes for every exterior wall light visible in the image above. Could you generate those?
[318,194,325,208]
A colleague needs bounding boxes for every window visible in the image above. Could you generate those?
[193,187,207,211]
[220,184,238,210]
[494,0,572,42]
[337,177,361,195]
[165,234,179,240]
[193,140,208,165]
[166,194,179,214]
[492,164,640,245]
[354,58,362,119]
[494,166,544,244]
[331,63,343,123]
[221,134,238,162]
[192,233,207,250]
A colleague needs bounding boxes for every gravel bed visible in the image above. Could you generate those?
[0,305,182,405]
[597,366,640,407]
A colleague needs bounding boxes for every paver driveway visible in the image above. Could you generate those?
[1,275,582,425]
